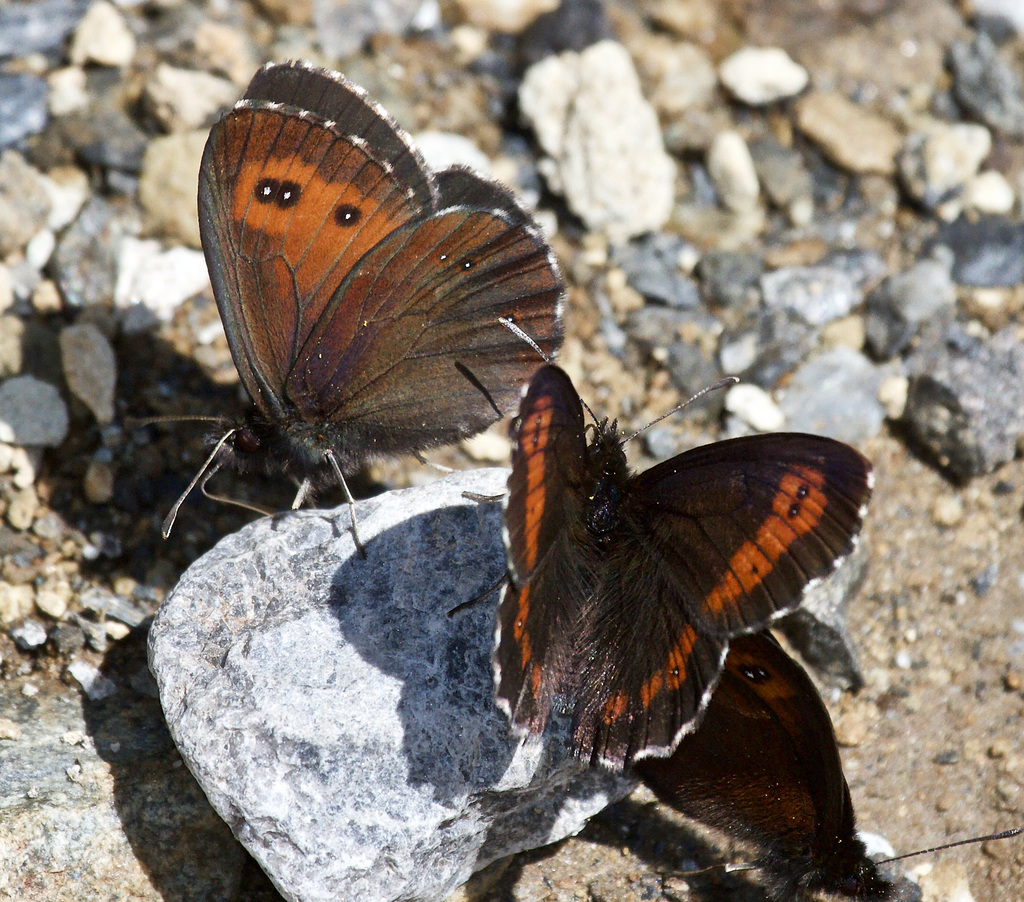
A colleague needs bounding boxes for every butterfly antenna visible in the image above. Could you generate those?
[324,449,366,558]
[127,414,225,429]
[876,827,1022,865]
[623,376,739,445]
[162,428,238,538]
[198,475,273,518]
[499,316,551,363]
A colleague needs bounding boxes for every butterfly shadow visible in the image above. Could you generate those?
[321,497,624,882]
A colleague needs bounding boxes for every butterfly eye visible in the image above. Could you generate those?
[334,203,361,226]
[254,178,301,209]
[232,428,262,455]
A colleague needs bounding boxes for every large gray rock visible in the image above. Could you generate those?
[148,468,632,902]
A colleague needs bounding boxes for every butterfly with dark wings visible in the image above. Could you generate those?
[636,631,905,901]
[493,364,873,768]
[164,61,563,535]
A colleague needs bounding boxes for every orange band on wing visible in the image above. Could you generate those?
[704,466,829,618]
[518,397,555,572]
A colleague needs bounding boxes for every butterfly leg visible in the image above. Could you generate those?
[324,449,366,558]
[413,451,454,474]
[162,428,237,538]
[447,570,508,617]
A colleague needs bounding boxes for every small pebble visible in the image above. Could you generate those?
[898,120,991,216]
[30,279,62,315]
[138,131,207,247]
[66,659,117,701]
[35,588,68,620]
[718,46,808,105]
[115,239,211,321]
[519,40,675,240]
[461,427,512,463]
[724,383,784,432]
[894,650,912,670]
[963,170,1015,215]
[7,487,39,531]
[0,717,21,741]
[796,90,902,175]
[11,618,48,650]
[0,375,70,448]
[761,265,860,326]
[949,32,1024,138]
[933,495,964,527]
[83,458,115,503]
[707,131,760,214]
[0,73,48,149]
[145,64,238,133]
[47,66,89,116]
[59,323,117,426]
[68,0,136,67]
[0,583,34,626]
[454,0,558,34]
[878,374,909,420]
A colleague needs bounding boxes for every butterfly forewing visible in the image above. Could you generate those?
[573,433,871,765]
[285,207,563,449]
[495,367,593,733]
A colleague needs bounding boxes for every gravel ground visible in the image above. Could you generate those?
[1,1,1023,900]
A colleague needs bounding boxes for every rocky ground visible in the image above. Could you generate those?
[1,0,1023,900]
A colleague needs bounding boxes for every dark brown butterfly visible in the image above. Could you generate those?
[635,631,901,900]
[166,61,563,534]
[494,364,872,768]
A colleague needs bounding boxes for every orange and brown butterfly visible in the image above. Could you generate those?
[166,61,563,533]
[636,631,900,900]
[493,364,872,768]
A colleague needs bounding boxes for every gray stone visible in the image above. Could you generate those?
[10,618,47,650]
[0,648,251,901]
[59,323,117,426]
[778,347,889,445]
[696,250,763,310]
[903,325,1024,479]
[313,0,424,59]
[898,120,991,213]
[865,248,956,359]
[948,32,1024,137]
[613,233,701,308]
[0,0,87,58]
[761,264,861,326]
[149,469,633,902]
[0,74,47,149]
[519,40,675,240]
[749,136,814,224]
[930,215,1024,287]
[0,375,69,447]
[53,195,137,308]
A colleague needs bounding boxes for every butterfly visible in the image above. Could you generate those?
[165,60,564,535]
[493,364,872,768]
[635,631,898,900]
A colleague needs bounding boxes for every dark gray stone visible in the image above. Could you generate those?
[0,74,47,148]
[903,325,1024,479]
[696,250,763,310]
[930,215,1024,287]
[613,233,701,308]
[948,32,1024,137]
[720,308,820,389]
[748,135,813,213]
[149,469,633,902]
